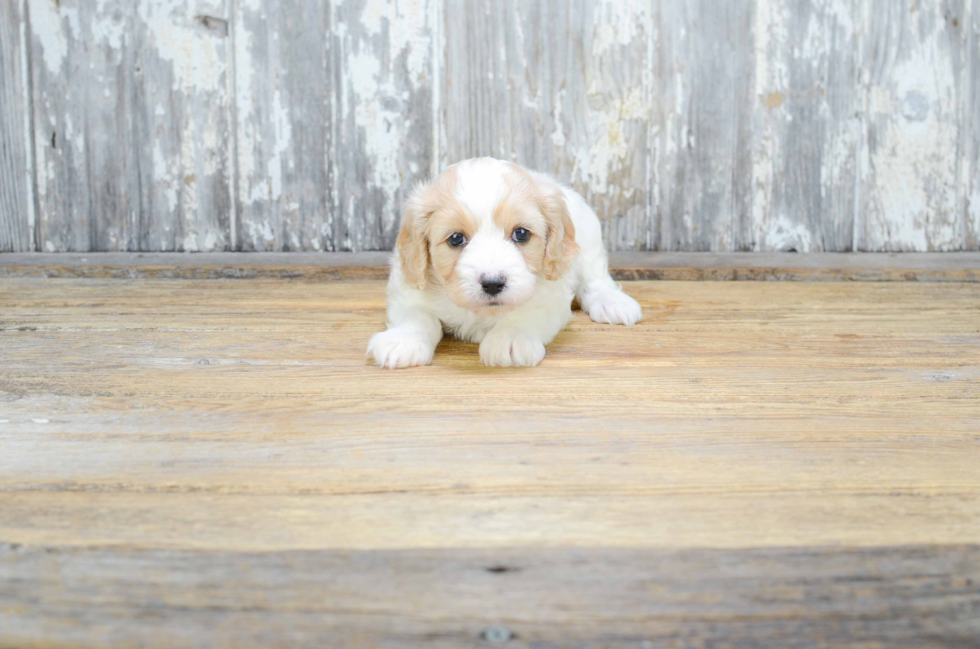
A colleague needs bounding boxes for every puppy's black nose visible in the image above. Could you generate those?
[480,275,506,297]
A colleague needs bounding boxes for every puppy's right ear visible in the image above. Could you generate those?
[397,182,434,289]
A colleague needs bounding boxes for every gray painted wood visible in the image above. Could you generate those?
[1,251,978,283]
[857,0,967,251]
[0,1,33,252]
[5,0,979,252]
[967,0,980,250]
[748,0,862,252]
[28,0,141,252]
[134,0,233,252]
[442,1,655,251]
[233,0,331,251]
[658,0,754,251]
[2,544,979,647]
[27,0,230,252]
[235,0,437,252]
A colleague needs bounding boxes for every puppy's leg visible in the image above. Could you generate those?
[575,251,643,327]
[367,298,443,369]
[479,304,571,367]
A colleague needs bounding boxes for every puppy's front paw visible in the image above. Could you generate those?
[367,329,434,369]
[479,330,546,367]
[586,289,643,327]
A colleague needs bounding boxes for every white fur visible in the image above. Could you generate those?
[367,158,642,368]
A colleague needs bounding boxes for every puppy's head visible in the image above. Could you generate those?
[397,158,579,313]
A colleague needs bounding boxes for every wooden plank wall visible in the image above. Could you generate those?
[0,0,977,252]
[0,0,33,252]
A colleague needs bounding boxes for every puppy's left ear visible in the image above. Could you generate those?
[539,188,580,281]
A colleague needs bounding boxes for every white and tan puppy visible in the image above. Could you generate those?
[367,157,642,368]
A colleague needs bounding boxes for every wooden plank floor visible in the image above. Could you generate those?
[1,275,979,647]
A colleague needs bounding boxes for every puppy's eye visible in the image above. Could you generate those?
[512,228,531,244]
[447,232,467,248]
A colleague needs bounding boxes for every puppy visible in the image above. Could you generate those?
[367,157,642,368]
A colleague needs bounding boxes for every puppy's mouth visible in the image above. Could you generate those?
[470,298,517,315]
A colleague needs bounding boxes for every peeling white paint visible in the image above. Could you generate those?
[264,88,291,203]
[765,214,813,252]
[551,88,566,148]
[153,141,177,213]
[349,0,428,202]
[91,0,125,51]
[429,0,443,174]
[244,219,275,246]
[233,0,257,209]
[138,1,225,93]
[63,112,84,155]
[571,86,649,197]
[864,7,960,251]
[751,0,789,248]
[31,0,75,74]
[19,4,36,248]
[591,1,647,57]
[14,0,977,253]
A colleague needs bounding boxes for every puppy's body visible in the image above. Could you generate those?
[369,158,641,368]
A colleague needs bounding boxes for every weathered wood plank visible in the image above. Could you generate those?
[857,0,967,251]
[233,0,331,251]
[1,275,979,645]
[14,0,980,254]
[442,0,654,250]
[1,278,979,550]
[27,0,231,252]
[235,0,436,251]
[330,0,438,251]
[748,0,862,252]
[657,0,754,251]
[0,252,979,281]
[135,0,233,251]
[966,0,980,249]
[0,1,33,252]
[28,0,141,251]
[2,544,978,648]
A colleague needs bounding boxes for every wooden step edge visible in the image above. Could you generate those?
[1,252,978,281]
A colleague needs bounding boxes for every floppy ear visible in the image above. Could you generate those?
[539,188,580,281]
[397,182,434,289]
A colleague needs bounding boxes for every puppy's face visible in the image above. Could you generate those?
[397,159,579,313]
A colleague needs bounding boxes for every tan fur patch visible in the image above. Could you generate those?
[427,209,476,284]
[493,168,548,275]
[397,165,467,289]
[501,163,578,281]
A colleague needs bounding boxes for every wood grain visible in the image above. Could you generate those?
[6,0,980,252]
[27,0,140,252]
[966,0,980,250]
[1,278,979,549]
[442,0,654,250]
[233,0,330,251]
[2,544,978,648]
[0,0,33,253]
[1,277,980,646]
[857,0,967,251]
[26,0,231,252]
[234,0,437,252]
[135,0,233,252]
[1,252,978,282]
[658,0,753,251]
[748,0,861,252]
[1,276,979,645]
